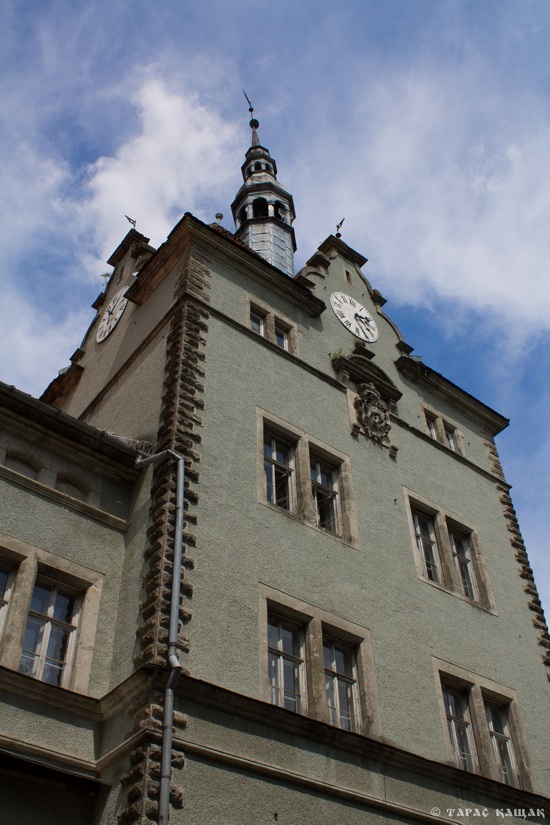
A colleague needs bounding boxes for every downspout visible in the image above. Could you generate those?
[136,449,185,825]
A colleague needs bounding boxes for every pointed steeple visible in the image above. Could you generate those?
[231,96,296,277]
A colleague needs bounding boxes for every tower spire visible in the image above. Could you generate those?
[231,95,297,277]
[243,89,260,147]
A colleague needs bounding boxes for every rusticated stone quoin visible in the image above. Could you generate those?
[118,249,210,823]
[118,741,184,824]
[134,248,211,670]
[484,434,550,675]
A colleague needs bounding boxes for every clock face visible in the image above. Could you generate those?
[330,292,379,342]
[96,287,129,343]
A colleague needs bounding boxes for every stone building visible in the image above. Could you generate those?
[0,114,549,825]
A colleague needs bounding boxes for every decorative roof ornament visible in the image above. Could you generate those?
[243,89,260,147]
[336,218,345,238]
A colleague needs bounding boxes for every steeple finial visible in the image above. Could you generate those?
[243,89,260,147]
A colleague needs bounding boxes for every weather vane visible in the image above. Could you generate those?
[243,89,260,131]
[336,218,345,238]
[125,215,137,228]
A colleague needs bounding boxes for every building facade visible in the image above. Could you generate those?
[0,118,548,825]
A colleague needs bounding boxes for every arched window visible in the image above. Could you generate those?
[253,198,268,218]
[274,201,287,222]
[254,162,262,172]
[238,206,247,226]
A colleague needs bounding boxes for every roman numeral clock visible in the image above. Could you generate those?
[330,292,378,342]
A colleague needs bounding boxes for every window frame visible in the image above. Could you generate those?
[0,534,102,693]
[449,527,477,600]
[247,300,298,355]
[18,576,82,688]
[422,406,464,455]
[442,683,478,773]
[425,412,438,441]
[274,323,289,351]
[258,410,359,548]
[263,430,295,512]
[405,491,494,611]
[310,455,341,535]
[0,563,15,640]
[260,586,379,738]
[434,659,532,790]
[250,310,266,337]
[323,635,359,732]
[412,508,443,584]
[267,613,305,713]
[485,701,519,788]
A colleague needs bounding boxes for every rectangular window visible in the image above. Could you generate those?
[19,578,80,687]
[268,615,304,713]
[323,637,357,732]
[444,424,457,451]
[250,311,265,336]
[274,324,289,350]
[425,413,438,441]
[412,510,440,582]
[263,432,294,511]
[485,703,518,787]
[310,457,339,533]
[407,495,493,609]
[435,660,531,790]
[258,412,358,547]
[450,530,476,599]
[0,565,14,638]
[443,685,475,772]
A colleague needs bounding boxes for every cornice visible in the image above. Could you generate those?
[0,382,139,481]
[0,666,153,722]
[395,356,509,435]
[177,675,549,811]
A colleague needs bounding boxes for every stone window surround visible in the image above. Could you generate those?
[247,298,298,355]
[432,657,534,791]
[259,584,381,738]
[257,408,360,549]
[0,532,102,694]
[423,405,465,456]
[403,487,496,612]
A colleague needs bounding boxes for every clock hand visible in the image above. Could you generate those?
[355,312,373,328]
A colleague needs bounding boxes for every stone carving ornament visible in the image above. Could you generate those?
[354,382,391,442]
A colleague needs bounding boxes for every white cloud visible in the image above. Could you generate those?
[0,287,91,396]
[292,67,550,336]
[0,76,241,395]
[84,77,241,270]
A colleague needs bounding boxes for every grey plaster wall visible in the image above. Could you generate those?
[63,252,179,423]
[182,279,550,793]
[1,478,126,698]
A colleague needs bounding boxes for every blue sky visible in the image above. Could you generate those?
[1,0,549,614]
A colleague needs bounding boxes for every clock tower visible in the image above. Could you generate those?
[230,105,296,276]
